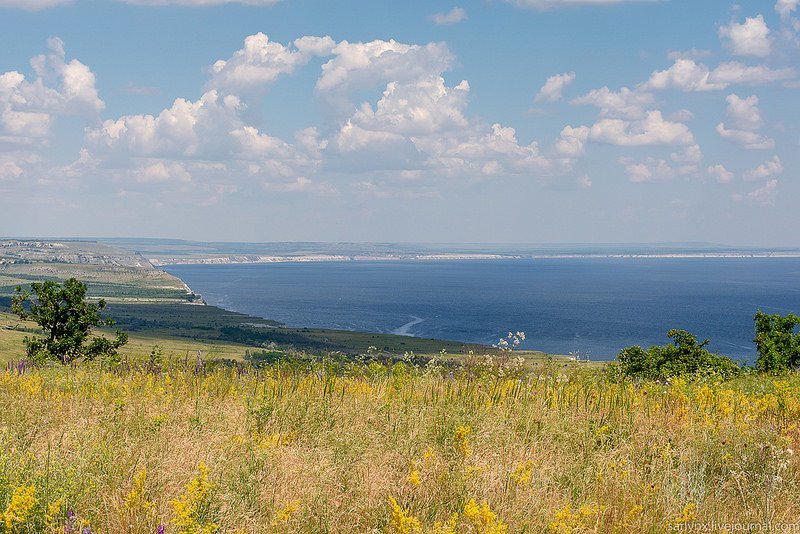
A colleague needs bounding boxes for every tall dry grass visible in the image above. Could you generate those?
[0,357,798,532]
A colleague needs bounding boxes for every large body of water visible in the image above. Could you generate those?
[164,258,800,362]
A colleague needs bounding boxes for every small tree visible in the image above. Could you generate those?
[754,310,800,373]
[11,278,128,364]
[615,329,741,381]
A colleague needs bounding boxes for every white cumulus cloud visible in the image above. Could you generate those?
[640,59,795,92]
[588,111,694,146]
[716,93,774,149]
[554,125,590,156]
[535,72,576,102]
[620,157,675,183]
[431,7,467,25]
[570,86,654,119]
[734,178,778,204]
[719,15,773,57]
[707,164,734,183]
[209,33,335,94]
[744,155,783,180]
[1,38,103,147]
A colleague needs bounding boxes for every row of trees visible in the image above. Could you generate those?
[616,311,800,380]
[8,278,800,379]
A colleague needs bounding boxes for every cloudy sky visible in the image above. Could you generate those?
[0,0,798,245]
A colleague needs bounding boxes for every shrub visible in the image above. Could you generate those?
[614,329,741,381]
[754,311,800,373]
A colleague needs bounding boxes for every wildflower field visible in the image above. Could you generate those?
[0,356,798,533]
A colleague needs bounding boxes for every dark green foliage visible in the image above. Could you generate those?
[11,278,128,364]
[614,329,741,381]
[754,311,800,373]
[244,349,289,367]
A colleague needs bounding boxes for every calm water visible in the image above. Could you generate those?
[164,258,800,361]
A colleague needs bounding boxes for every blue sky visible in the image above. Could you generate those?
[0,0,798,245]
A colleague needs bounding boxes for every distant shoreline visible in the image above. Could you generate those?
[151,252,800,266]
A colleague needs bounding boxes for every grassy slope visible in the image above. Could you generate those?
[0,363,796,532]
[0,312,258,364]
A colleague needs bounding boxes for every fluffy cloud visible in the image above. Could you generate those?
[431,7,467,25]
[776,0,800,46]
[86,33,581,197]
[307,36,570,181]
[86,89,316,191]
[744,155,783,180]
[328,75,556,178]
[588,111,694,146]
[570,86,654,119]
[0,38,103,146]
[671,144,703,164]
[134,161,192,184]
[620,157,674,183]
[535,72,576,102]
[716,93,774,149]
[707,164,734,183]
[719,15,773,57]
[776,0,799,19]
[734,178,778,204]
[724,94,763,130]
[554,125,590,156]
[348,77,470,137]
[209,33,335,94]
[316,40,454,95]
[640,59,795,91]
[716,125,774,150]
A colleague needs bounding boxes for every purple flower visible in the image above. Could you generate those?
[158,527,165,534]
[82,528,91,534]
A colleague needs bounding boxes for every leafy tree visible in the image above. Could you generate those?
[754,311,800,373]
[614,329,741,381]
[11,278,128,364]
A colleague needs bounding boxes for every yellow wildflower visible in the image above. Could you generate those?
[124,468,154,513]
[430,513,459,534]
[46,497,65,531]
[171,463,218,534]
[388,497,422,534]
[510,460,534,486]
[407,468,421,487]
[3,485,38,531]
[670,503,697,525]
[454,426,472,457]
[273,500,300,525]
[547,503,603,533]
[463,499,508,534]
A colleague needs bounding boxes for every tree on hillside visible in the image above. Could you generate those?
[11,278,128,364]
[615,329,741,381]
[754,311,800,373]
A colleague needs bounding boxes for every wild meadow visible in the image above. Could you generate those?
[0,354,798,533]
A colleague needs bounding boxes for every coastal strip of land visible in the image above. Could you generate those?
[0,239,507,360]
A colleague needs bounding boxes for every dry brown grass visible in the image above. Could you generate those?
[0,361,798,532]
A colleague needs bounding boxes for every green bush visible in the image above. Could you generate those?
[754,311,800,373]
[614,329,741,381]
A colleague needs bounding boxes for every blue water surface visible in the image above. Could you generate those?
[164,258,800,362]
